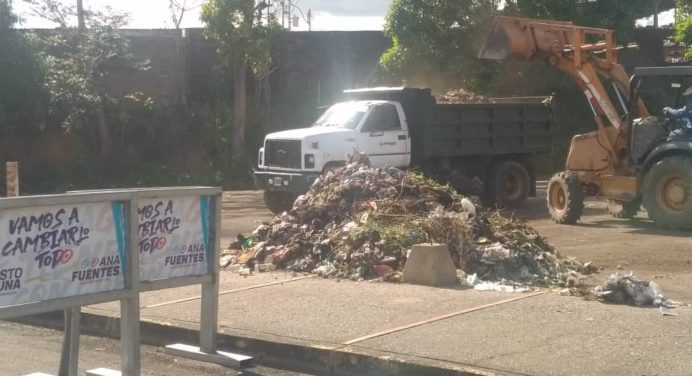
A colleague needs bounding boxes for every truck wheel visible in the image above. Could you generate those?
[607,199,641,219]
[263,191,296,215]
[487,161,530,208]
[547,172,584,224]
[643,155,692,229]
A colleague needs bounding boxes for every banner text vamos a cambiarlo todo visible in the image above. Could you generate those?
[0,202,126,308]
[137,196,211,282]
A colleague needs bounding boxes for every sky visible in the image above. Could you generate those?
[12,0,671,31]
[12,0,392,30]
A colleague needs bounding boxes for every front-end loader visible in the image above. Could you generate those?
[479,16,692,229]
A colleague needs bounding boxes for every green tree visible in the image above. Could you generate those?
[381,0,501,90]
[26,0,147,156]
[675,0,692,59]
[0,0,45,131]
[505,0,655,41]
[200,0,281,164]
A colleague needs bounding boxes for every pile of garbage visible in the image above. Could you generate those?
[438,89,495,104]
[226,154,593,286]
[594,272,675,308]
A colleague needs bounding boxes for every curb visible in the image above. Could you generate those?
[15,311,496,376]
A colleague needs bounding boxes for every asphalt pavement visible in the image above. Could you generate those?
[1,322,315,376]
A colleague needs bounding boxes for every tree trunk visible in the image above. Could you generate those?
[76,0,85,31]
[96,105,111,157]
[232,61,248,163]
[256,73,271,135]
[175,29,189,113]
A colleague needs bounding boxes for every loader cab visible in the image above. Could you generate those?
[627,66,692,167]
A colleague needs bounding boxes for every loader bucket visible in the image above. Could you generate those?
[478,16,573,61]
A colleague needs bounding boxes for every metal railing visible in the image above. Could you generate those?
[0,186,241,376]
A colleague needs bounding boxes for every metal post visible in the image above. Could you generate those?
[6,161,18,197]
[200,194,220,353]
[58,307,81,376]
[120,197,141,376]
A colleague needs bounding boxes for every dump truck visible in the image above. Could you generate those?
[480,16,692,229]
[253,87,552,214]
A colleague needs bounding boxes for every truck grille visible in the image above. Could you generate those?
[265,140,301,169]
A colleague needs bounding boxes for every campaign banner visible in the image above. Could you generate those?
[138,196,211,281]
[0,202,126,309]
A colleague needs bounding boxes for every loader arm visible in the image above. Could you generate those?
[479,16,649,167]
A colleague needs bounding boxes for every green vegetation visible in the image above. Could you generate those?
[675,0,692,59]
[200,0,281,165]
[0,0,45,132]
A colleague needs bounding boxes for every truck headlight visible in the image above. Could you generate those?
[304,154,315,168]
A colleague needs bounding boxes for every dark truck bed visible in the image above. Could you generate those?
[425,99,552,158]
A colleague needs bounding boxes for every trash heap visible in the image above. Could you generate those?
[230,155,593,286]
[437,89,495,104]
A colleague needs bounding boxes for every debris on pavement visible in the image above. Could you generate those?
[594,272,676,308]
[659,306,678,316]
[226,154,593,286]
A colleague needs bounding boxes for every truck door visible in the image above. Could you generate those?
[357,104,410,168]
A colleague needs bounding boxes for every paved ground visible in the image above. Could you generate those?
[221,190,692,303]
[2,322,315,376]
[82,271,692,376]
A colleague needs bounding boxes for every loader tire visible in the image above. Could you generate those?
[607,199,641,219]
[547,172,584,224]
[643,155,692,230]
[263,191,296,215]
[487,161,530,208]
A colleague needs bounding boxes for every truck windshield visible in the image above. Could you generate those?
[313,103,368,129]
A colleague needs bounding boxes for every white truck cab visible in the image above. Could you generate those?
[254,100,411,213]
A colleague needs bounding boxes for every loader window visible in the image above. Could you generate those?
[362,104,401,132]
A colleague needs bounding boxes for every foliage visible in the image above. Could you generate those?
[200,0,282,165]
[200,0,281,76]
[0,0,17,28]
[0,0,46,131]
[380,0,502,90]
[30,2,148,132]
[503,0,654,41]
[675,0,692,59]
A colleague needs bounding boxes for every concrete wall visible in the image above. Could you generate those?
[104,29,391,112]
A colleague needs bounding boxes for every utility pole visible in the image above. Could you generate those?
[76,0,85,31]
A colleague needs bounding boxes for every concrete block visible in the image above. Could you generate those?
[402,244,458,286]
[165,343,253,369]
[86,368,121,376]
